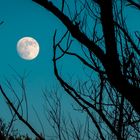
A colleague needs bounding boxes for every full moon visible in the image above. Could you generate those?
[17,37,40,60]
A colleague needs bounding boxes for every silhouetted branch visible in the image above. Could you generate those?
[127,0,140,9]
[32,0,105,62]
[32,0,140,139]
[0,85,44,140]
[52,31,125,140]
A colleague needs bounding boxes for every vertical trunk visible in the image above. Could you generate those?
[99,1,140,115]
[105,59,140,115]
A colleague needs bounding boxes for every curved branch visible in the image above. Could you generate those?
[52,32,124,140]
[127,0,140,9]
[0,85,44,140]
[32,0,105,62]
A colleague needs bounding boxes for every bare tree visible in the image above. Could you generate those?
[1,0,140,139]
[32,0,140,114]
[42,80,140,139]
[0,71,44,140]
[31,0,140,139]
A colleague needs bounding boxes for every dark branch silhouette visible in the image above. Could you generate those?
[31,0,140,139]
[0,85,44,140]
[32,0,140,116]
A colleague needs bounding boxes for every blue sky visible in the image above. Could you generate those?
[0,0,140,138]
[0,0,85,137]
[0,0,62,136]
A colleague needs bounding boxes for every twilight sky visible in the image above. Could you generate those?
[0,0,84,137]
[0,0,140,138]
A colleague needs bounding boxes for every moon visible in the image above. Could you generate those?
[17,37,40,60]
